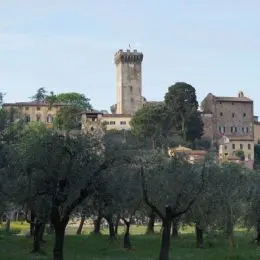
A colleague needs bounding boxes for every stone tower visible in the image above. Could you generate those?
[114,49,143,115]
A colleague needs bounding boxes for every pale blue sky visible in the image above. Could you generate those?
[0,1,259,114]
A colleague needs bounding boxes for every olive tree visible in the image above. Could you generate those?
[141,152,206,260]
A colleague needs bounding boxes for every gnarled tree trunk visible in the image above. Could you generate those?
[76,214,85,235]
[123,220,131,249]
[159,207,172,260]
[171,219,179,238]
[195,224,204,248]
[53,225,66,260]
[115,214,120,235]
[146,211,155,234]
[93,214,102,235]
[105,214,116,240]
[31,220,43,253]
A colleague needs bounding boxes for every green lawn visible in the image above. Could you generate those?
[0,223,260,259]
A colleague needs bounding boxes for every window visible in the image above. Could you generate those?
[241,127,244,133]
[120,121,126,125]
[248,153,251,160]
[129,86,133,92]
[36,106,41,111]
[90,127,94,131]
[104,121,109,125]
[232,102,234,105]
[109,121,115,125]
[219,102,222,104]
[25,106,29,110]
[248,144,251,150]
[219,126,225,133]
[224,145,227,150]
[232,144,235,149]
[243,113,246,117]
[240,144,243,150]
[231,126,237,133]
[47,114,53,123]
[220,112,223,116]
[246,127,249,133]
[36,114,41,121]
[232,113,235,117]
[25,115,30,122]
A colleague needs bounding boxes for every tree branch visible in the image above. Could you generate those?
[173,161,206,218]
[140,166,164,220]
[62,159,114,223]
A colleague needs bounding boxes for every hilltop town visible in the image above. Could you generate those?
[2,49,260,169]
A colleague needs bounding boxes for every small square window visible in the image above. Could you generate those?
[120,121,126,125]
[25,115,30,122]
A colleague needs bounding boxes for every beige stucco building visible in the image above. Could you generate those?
[81,111,131,135]
[114,49,143,115]
[201,91,254,169]
[2,101,65,128]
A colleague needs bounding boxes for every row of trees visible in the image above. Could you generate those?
[0,83,260,260]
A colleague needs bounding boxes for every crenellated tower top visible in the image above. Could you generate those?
[114,49,143,65]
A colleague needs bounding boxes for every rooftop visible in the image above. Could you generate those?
[215,91,252,102]
[3,101,69,107]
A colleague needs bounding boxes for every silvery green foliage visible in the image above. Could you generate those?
[11,123,104,223]
[198,163,250,232]
[141,150,205,217]
[88,130,143,219]
[244,171,260,230]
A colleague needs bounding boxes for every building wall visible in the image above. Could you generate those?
[81,113,132,133]
[254,123,260,143]
[219,140,254,161]
[114,49,143,115]
[3,104,62,128]
[101,115,131,131]
[215,101,254,138]
[201,113,217,140]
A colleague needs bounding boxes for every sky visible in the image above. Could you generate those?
[0,0,260,114]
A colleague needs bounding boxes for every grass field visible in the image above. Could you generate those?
[0,222,260,259]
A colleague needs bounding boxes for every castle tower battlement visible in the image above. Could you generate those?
[114,49,143,65]
[114,49,143,115]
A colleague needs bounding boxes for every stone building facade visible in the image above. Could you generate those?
[201,91,254,168]
[114,49,143,115]
[80,111,131,135]
[2,101,66,128]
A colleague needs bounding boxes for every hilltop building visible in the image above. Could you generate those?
[201,91,254,169]
[2,101,66,128]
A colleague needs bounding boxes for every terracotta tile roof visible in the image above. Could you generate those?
[190,150,207,155]
[215,96,252,102]
[3,101,68,107]
[102,114,132,118]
